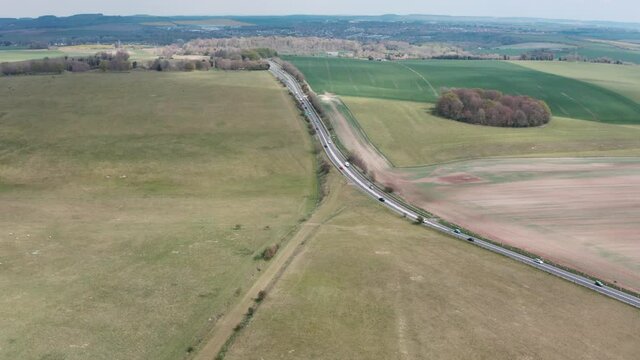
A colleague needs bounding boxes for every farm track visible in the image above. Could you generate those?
[193,175,344,360]
[395,62,439,98]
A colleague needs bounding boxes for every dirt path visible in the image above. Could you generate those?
[193,175,346,360]
[321,95,431,206]
[322,95,410,188]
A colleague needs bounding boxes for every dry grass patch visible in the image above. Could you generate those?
[224,174,640,360]
[343,96,640,167]
[0,71,317,360]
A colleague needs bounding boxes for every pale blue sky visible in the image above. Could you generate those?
[2,0,638,23]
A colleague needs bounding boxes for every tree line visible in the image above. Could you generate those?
[1,48,276,75]
[163,37,468,61]
[435,88,551,127]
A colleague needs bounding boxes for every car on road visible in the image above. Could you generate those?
[467,237,474,242]
[595,280,604,287]
[534,258,544,264]
[368,183,373,189]
[323,144,328,148]
[378,197,385,202]
[339,166,343,170]
[344,161,350,168]
[453,228,461,234]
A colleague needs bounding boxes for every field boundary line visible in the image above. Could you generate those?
[395,62,439,98]
[334,98,397,168]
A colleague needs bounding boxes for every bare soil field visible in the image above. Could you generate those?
[406,157,640,292]
[223,172,640,360]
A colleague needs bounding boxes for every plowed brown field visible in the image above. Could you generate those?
[406,157,640,292]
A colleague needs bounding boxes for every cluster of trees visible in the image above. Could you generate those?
[174,37,362,57]
[1,57,66,75]
[519,50,554,61]
[431,54,489,60]
[95,50,131,71]
[275,58,305,83]
[435,88,551,127]
[276,58,333,132]
[213,58,269,71]
[1,49,219,75]
[148,58,212,72]
[161,37,467,61]
[0,50,133,75]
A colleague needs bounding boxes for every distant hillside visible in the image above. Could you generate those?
[1,13,639,63]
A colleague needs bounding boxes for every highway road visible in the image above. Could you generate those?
[268,61,640,309]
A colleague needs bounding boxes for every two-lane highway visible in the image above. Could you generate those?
[268,60,640,309]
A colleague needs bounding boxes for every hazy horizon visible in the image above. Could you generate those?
[2,0,638,24]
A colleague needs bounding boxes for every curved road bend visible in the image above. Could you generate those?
[268,60,640,309]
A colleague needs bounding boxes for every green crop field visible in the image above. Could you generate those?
[283,56,430,101]
[285,56,640,124]
[0,71,317,360]
[515,61,640,102]
[474,40,640,64]
[342,96,640,166]
[223,173,640,360]
[563,40,640,64]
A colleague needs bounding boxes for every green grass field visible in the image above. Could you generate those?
[0,49,66,62]
[223,174,640,360]
[474,40,640,64]
[563,40,640,64]
[0,71,317,360]
[342,96,640,166]
[0,45,158,63]
[515,61,640,102]
[285,56,640,124]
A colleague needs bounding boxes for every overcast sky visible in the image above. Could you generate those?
[2,0,638,23]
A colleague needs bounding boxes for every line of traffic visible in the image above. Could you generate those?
[268,61,640,309]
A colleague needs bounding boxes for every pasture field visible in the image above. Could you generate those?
[515,61,640,102]
[0,45,158,63]
[0,49,66,62]
[224,173,640,360]
[286,56,640,124]
[0,71,317,359]
[476,40,640,64]
[342,96,640,166]
[566,40,640,64]
[404,157,640,293]
[476,42,577,56]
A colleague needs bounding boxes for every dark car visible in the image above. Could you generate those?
[378,197,385,202]
[467,237,474,242]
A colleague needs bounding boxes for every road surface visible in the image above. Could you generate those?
[269,60,640,309]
